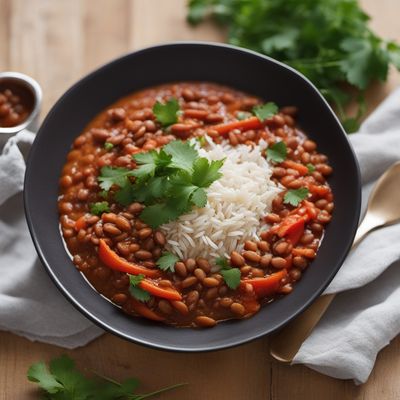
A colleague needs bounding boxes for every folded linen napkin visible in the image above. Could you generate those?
[293,88,400,384]
[0,130,103,348]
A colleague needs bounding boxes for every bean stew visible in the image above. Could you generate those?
[58,82,333,328]
[0,79,34,127]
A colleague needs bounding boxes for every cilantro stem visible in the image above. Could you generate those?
[135,382,187,400]
[91,370,121,386]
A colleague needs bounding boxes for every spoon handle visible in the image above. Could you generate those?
[269,214,383,363]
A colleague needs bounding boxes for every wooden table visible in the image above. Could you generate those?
[1,1,399,399]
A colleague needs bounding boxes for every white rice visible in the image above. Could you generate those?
[160,136,281,262]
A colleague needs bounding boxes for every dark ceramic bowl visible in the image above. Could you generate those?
[24,42,361,352]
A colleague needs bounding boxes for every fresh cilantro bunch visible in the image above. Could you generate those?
[27,355,184,400]
[97,140,224,228]
[187,0,400,132]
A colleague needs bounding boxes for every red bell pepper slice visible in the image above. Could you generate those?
[98,239,160,278]
[242,270,287,298]
[210,116,263,135]
[139,280,182,301]
[129,298,165,321]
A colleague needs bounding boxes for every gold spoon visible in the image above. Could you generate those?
[270,161,400,363]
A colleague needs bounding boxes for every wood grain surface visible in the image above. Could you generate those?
[1,1,399,399]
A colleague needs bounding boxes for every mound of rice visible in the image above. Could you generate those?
[160,136,281,263]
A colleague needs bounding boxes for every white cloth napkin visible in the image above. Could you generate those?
[0,130,103,348]
[293,88,400,384]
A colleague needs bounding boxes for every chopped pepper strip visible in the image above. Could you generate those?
[210,116,263,135]
[98,239,160,278]
[74,215,87,231]
[129,298,165,321]
[281,160,309,176]
[139,280,182,301]
[242,270,287,297]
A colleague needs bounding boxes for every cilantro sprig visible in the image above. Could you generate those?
[129,274,151,302]
[152,97,180,127]
[266,141,287,163]
[98,140,224,228]
[27,355,185,400]
[216,256,241,290]
[252,102,278,121]
[283,187,309,206]
[187,0,400,131]
[90,201,110,216]
[156,252,180,272]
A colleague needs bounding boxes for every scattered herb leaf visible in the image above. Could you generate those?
[90,201,110,216]
[216,256,241,289]
[236,111,252,120]
[215,256,230,269]
[98,190,109,199]
[252,102,278,121]
[104,142,114,151]
[152,97,180,127]
[307,163,316,173]
[129,274,151,302]
[266,141,287,163]
[284,187,310,206]
[156,252,180,273]
[221,268,241,290]
[27,355,185,400]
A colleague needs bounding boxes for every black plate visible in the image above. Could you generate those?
[24,42,361,352]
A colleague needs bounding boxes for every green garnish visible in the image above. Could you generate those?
[283,187,310,206]
[187,0,400,132]
[216,256,241,290]
[307,163,316,173]
[156,252,180,273]
[266,141,287,163]
[104,142,114,151]
[152,97,180,127]
[89,201,110,216]
[98,166,135,191]
[27,355,185,399]
[97,140,224,228]
[236,111,252,120]
[252,102,278,121]
[129,274,151,302]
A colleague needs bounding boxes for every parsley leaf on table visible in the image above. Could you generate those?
[216,256,241,290]
[90,201,110,216]
[27,355,185,400]
[156,252,180,272]
[129,274,151,302]
[252,102,278,121]
[266,141,287,163]
[27,362,63,394]
[152,97,180,127]
[187,0,400,132]
[283,187,310,207]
